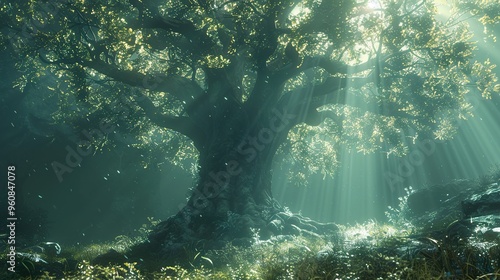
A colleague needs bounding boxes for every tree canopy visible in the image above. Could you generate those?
[1,0,499,182]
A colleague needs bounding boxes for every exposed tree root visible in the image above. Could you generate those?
[94,202,339,267]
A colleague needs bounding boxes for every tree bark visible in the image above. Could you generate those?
[134,105,338,262]
[147,107,292,243]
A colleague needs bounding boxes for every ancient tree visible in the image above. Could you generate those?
[1,0,499,251]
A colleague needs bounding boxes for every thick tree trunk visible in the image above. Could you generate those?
[130,107,337,260]
[149,115,286,245]
[170,154,276,241]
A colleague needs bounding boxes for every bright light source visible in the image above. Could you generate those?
[367,0,381,10]
[434,0,452,19]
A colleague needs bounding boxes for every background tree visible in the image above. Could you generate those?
[1,0,499,249]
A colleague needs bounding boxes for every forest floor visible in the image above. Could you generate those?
[1,217,499,279]
[2,172,500,279]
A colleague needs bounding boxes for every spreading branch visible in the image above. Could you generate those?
[272,55,379,88]
[39,51,206,141]
[277,72,414,128]
[82,59,204,104]
[127,0,214,53]
[132,92,204,142]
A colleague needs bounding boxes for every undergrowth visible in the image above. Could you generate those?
[2,218,498,279]
[2,172,500,279]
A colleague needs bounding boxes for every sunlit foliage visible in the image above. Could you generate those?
[453,0,500,40]
[1,0,499,181]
